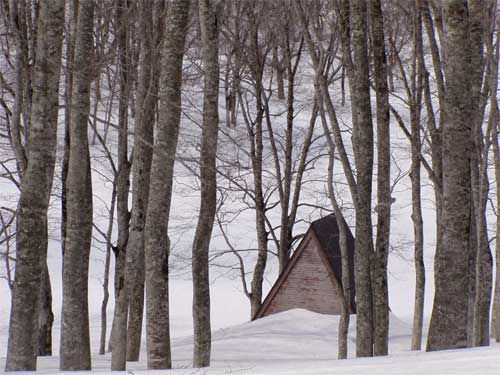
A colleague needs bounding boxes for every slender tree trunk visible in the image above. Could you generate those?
[410,1,425,351]
[144,0,190,369]
[469,0,491,348]
[273,45,285,100]
[421,5,445,333]
[490,31,500,343]
[9,0,28,174]
[370,0,391,356]
[60,0,94,369]
[5,0,64,371]
[192,0,221,366]
[427,0,472,351]
[234,10,268,318]
[99,185,116,355]
[111,0,133,368]
[492,76,500,342]
[317,88,351,359]
[351,0,375,358]
[126,0,164,362]
[277,28,301,273]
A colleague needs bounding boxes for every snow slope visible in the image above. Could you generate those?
[1,308,499,374]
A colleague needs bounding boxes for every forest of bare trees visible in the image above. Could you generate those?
[0,0,499,372]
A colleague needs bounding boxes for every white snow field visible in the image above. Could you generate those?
[1,308,500,374]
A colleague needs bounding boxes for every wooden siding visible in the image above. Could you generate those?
[263,234,343,316]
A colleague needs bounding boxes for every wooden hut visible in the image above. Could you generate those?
[253,214,356,319]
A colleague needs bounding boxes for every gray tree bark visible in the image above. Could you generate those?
[5,0,64,371]
[144,0,190,369]
[7,0,55,359]
[317,87,351,359]
[37,261,53,356]
[469,0,492,348]
[351,0,375,358]
[370,0,391,357]
[490,26,500,343]
[427,0,472,351]
[111,0,133,368]
[60,0,94,370]
[192,0,222,367]
[410,1,425,351]
[126,0,164,362]
[99,185,116,355]
[492,55,500,342]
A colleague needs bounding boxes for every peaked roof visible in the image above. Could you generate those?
[253,214,356,320]
[310,214,356,312]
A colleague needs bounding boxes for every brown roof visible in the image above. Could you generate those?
[310,214,356,312]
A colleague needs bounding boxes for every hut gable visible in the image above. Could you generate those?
[253,215,356,320]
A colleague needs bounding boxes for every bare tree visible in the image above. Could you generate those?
[125,0,165,362]
[350,0,375,358]
[5,0,65,371]
[370,0,391,356]
[144,0,191,369]
[427,0,473,351]
[60,0,94,369]
[192,0,223,367]
[110,0,133,368]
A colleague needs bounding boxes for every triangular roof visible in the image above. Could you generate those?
[310,215,356,311]
[253,214,356,320]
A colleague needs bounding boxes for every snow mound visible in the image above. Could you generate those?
[171,308,412,365]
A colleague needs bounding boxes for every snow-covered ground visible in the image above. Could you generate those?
[1,309,499,374]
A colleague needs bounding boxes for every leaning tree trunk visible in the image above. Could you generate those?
[60,0,94,370]
[143,0,190,369]
[5,0,64,371]
[192,0,221,367]
[370,0,391,357]
[317,90,351,359]
[427,0,472,351]
[351,0,375,358]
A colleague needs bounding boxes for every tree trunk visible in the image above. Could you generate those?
[126,0,163,362]
[99,185,116,355]
[37,260,53,356]
[490,29,500,343]
[318,89,351,359]
[5,0,64,371]
[60,0,94,369]
[144,0,190,369]
[492,76,500,342]
[469,0,491,348]
[370,0,391,356]
[427,0,472,351]
[351,0,375,358]
[111,0,133,368]
[192,0,221,366]
[273,45,285,100]
[410,0,425,351]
